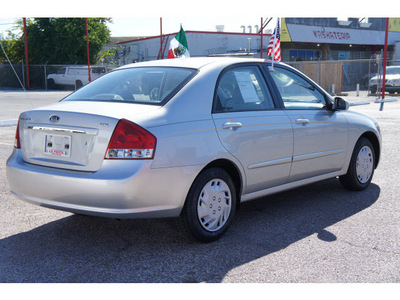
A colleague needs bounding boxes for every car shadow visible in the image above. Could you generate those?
[0,178,380,283]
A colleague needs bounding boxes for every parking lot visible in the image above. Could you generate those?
[0,90,399,284]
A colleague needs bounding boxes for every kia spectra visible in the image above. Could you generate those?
[6,57,381,242]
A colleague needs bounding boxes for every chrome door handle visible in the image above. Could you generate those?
[295,118,310,125]
[222,122,243,130]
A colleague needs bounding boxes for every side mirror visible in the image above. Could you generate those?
[333,97,349,111]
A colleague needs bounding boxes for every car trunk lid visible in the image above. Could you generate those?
[18,101,161,172]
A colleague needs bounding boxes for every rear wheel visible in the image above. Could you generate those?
[178,168,236,243]
[340,137,375,191]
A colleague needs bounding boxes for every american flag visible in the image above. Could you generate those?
[267,18,281,62]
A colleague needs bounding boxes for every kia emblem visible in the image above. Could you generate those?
[49,115,60,123]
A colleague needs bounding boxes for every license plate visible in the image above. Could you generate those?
[44,134,71,157]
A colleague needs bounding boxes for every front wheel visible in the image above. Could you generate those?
[340,137,375,191]
[178,168,236,243]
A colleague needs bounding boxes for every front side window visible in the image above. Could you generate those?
[63,67,197,105]
[270,67,327,109]
[214,66,275,112]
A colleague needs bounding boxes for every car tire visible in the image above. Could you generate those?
[178,168,236,243]
[339,137,375,191]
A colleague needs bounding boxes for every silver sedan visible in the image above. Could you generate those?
[6,57,381,242]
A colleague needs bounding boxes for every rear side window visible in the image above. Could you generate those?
[64,67,197,105]
[214,66,275,112]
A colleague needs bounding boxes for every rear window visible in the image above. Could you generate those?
[63,67,197,105]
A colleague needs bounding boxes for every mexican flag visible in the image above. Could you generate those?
[167,26,190,59]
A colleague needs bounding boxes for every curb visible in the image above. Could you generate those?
[0,120,18,127]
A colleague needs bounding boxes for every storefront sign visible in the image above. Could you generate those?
[285,23,400,45]
[312,30,351,41]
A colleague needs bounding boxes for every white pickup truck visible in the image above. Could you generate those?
[47,66,111,90]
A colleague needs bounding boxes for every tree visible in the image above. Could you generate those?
[1,18,111,65]
[0,22,25,64]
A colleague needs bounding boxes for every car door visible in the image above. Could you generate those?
[268,65,348,182]
[212,64,293,194]
[57,67,68,85]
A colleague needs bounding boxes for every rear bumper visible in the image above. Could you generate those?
[6,149,201,218]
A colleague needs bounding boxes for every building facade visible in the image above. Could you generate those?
[282,18,400,62]
[115,18,400,64]
[115,30,272,64]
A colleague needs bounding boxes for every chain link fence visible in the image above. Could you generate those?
[1,59,399,95]
[288,58,400,95]
[0,64,118,91]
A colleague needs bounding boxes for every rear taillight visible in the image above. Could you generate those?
[105,119,156,159]
[14,120,21,149]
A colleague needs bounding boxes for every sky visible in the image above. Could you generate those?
[107,17,275,37]
[0,0,394,39]
[0,16,274,39]
[0,0,281,38]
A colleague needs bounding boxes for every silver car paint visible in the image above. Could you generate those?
[284,109,349,182]
[213,110,293,194]
[7,150,204,218]
[6,57,382,219]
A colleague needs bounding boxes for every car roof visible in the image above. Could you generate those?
[118,57,276,71]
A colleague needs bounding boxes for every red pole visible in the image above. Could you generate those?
[260,17,263,58]
[23,18,30,90]
[85,18,91,82]
[381,18,389,97]
[380,17,389,110]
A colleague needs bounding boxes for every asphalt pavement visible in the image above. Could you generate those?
[0,90,399,287]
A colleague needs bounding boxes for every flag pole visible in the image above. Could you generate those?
[260,17,263,59]
[160,17,163,59]
[271,18,277,70]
